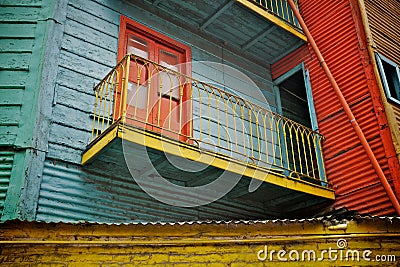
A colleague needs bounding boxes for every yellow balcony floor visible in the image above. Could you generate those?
[82,122,335,218]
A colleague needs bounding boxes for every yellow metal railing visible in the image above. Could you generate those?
[91,54,327,185]
[250,0,301,29]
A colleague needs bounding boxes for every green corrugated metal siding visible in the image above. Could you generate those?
[0,151,13,216]
[37,159,268,223]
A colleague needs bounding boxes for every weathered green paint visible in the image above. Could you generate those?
[18,0,70,221]
[0,0,60,220]
[303,67,318,131]
[0,151,13,215]
[1,150,29,220]
[303,67,326,183]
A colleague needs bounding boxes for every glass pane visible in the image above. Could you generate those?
[127,81,148,110]
[127,34,148,59]
[381,60,400,100]
[159,49,180,99]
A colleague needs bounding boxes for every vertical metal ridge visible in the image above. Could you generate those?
[0,151,13,214]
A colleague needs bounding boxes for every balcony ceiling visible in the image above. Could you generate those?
[82,123,335,219]
[132,0,306,67]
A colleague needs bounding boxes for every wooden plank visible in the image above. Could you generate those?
[155,0,213,25]
[242,25,277,51]
[0,126,18,145]
[68,0,120,25]
[199,0,235,30]
[0,24,36,38]
[0,6,41,21]
[58,50,112,80]
[0,89,23,105]
[51,104,92,132]
[47,142,83,164]
[48,122,90,152]
[251,38,282,60]
[190,48,271,83]
[0,106,21,126]
[0,52,31,70]
[16,0,70,221]
[191,60,275,101]
[0,39,34,52]
[61,33,116,67]
[0,0,41,5]
[63,19,117,52]
[55,85,94,115]
[235,0,306,41]
[57,66,99,94]
[66,4,119,36]
[205,7,258,45]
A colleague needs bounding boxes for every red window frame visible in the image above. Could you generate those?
[118,16,191,63]
[117,16,192,141]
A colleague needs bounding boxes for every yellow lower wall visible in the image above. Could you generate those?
[0,218,399,266]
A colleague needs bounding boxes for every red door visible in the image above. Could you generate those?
[117,17,191,142]
[125,32,154,130]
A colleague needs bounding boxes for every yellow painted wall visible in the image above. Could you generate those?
[0,218,399,266]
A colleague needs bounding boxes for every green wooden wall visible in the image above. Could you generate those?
[1,0,292,223]
[0,0,61,220]
[32,0,285,223]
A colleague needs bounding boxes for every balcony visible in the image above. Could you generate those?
[81,55,334,218]
[133,0,306,67]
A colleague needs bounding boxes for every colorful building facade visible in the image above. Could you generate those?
[0,0,399,224]
[272,0,400,215]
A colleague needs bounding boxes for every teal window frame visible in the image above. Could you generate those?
[376,53,400,106]
[273,63,326,184]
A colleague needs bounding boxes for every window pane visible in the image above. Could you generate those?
[127,81,148,110]
[159,49,180,99]
[381,60,400,101]
[127,35,148,59]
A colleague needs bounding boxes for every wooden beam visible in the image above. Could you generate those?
[152,0,162,5]
[199,0,235,31]
[186,167,223,187]
[227,185,252,199]
[136,156,167,178]
[281,197,327,213]
[266,192,305,206]
[241,25,277,51]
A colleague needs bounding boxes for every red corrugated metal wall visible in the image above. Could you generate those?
[272,0,398,215]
